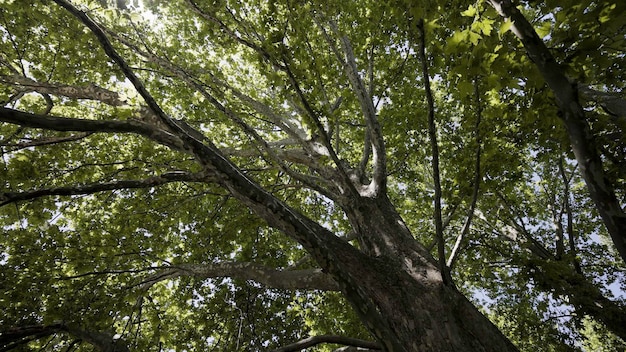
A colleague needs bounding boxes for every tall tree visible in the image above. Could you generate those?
[1,0,624,351]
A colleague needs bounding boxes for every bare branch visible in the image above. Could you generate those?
[1,132,92,151]
[0,74,125,106]
[0,171,210,207]
[139,262,338,291]
[327,21,387,195]
[272,335,381,352]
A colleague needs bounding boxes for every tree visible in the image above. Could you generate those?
[1,0,625,351]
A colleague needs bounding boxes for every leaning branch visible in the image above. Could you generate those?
[54,0,360,304]
[272,335,381,352]
[138,262,339,291]
[488,0,626,265]
[0,171,209,207]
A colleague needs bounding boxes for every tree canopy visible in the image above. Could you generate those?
[1,0,625,351]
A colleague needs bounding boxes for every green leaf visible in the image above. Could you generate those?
[535,21,552,39]
[468,31,482,45]
[461,5,477,17]
[499,20,513,36]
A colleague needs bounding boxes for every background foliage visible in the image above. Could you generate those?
[1,0,625,350]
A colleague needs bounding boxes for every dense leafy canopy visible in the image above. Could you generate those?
[1,0,625,351]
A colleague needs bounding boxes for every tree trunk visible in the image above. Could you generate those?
[327,195,519,351]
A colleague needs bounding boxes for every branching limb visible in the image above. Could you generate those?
[280,59,359,197]
[184,1,357,197]
[104,30,343,200]
[53,0,359,310]
[326,21,387,195]
[0,171,210,207]
[138,262,339,291]
[272,335,381,352]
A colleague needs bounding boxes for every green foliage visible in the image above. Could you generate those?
[1,0,625,350]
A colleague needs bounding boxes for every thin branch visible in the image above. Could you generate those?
[447,79,483,269]
[272,335,381,352]
[558,157,582,274]
[416,19,448,284]
[58,266,169,280]
[1,132,92,151]
[0,171,210,207]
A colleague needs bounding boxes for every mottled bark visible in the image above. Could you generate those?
[334,196,519,352]
[0,74,125,106]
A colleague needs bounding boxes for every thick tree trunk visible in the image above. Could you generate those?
[215,157,518,350]
[329,195,519,351]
